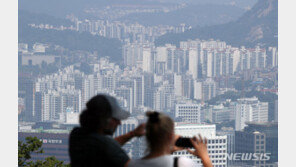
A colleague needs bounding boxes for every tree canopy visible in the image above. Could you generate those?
[18,136,69,167]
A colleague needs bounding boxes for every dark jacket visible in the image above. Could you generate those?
[69,127,129,167]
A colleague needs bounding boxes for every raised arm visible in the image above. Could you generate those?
[115,123,146,146]
[187,134,213,167]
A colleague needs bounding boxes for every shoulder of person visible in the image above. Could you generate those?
[126,159,135,167]
[178,156,198,167]
[127,158,145,167]
[69,127,81,136]
[90,134,120,146]
[128,155,173,167]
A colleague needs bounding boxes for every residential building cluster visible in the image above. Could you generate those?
[74,19,190,43]
[123,39,278,78]
[18,38,278,166]
[18,39,277,127]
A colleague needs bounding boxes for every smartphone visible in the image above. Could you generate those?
[175,137,194,148]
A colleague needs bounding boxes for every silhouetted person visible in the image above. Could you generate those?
[69,94,145,167]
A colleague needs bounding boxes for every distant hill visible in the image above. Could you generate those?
[155,0,278,48]
[119,4,245,27]
[19,10,74,27]
[18,0,174,18]
[19,10,122,63]
[158,0,258,9]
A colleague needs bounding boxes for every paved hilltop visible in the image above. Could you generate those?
[156,0,278,48]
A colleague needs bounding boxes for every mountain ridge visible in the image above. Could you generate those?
[155,0,278,48]
[119,4,245,27]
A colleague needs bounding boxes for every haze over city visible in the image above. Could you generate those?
[18,0,278,166]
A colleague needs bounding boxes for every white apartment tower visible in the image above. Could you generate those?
[188,48,199,80]
[82,75,95,106]
[193,80,202,100]
[142,47,153,73]
[202,78,217,101]
[174,74,182,96]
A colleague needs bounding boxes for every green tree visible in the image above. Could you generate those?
[18,136,69,167]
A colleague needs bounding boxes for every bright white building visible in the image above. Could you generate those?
[174,74,182,96]
[174,123,227,167]
[188,48,199,79]
[268,47,278,67]
[142,47,153,73]
[156,46,168,63]
[193,80,202,100]
[235,97,268,131]
[205,50,214,78]
[175,103,201,123]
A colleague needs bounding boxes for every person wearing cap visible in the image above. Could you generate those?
[69,94,146,167]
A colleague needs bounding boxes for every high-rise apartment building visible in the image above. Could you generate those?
[202,78,218,101]
[143,73,154,109]
[181,75,194,99]
[188,48,199,80]
[154,81,175,112]
[267,47,278,67]
[123,43,143,67]
[133,76,145,107]
[174,48,188,74]
[174,74,182,97]
[19,74,35,122]
[142,47,153,73]
[204,50,214,78]
[237,46,268,72]
[81,75,95,107]
[193,80,202,100]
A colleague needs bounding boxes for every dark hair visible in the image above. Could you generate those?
[79,94,112,133]
[145,111,174,152]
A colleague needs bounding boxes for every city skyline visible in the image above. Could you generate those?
[17,0,278,166]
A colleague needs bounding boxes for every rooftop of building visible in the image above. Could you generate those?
[245,121,278,127]
[175,122,215,127]
[19,128,71,134]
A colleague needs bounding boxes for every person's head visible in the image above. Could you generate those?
[145,111,175,153]
[79,94,130,135]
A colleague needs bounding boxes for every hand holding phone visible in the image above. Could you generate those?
[175,137,194,148]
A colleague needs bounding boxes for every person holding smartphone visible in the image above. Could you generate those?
[128,111,213,167]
